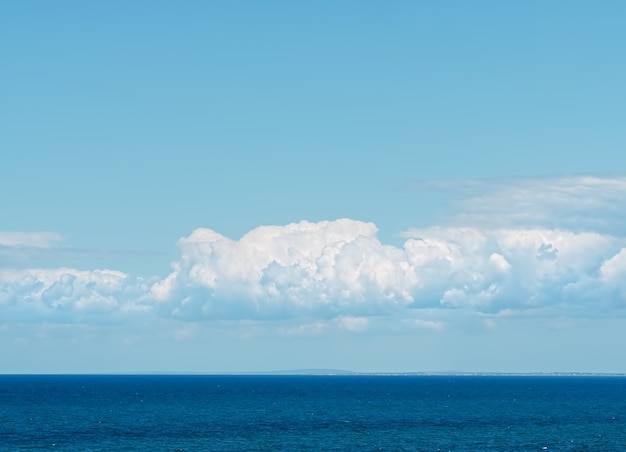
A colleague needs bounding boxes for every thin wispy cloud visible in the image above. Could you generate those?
[0,231,62,248]
[0,230,162,267]
[407,175,626,234]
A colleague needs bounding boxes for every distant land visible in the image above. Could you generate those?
[4,370,626,376]
[253,370,626,377]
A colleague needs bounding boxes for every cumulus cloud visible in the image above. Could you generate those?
[0,267,148,322]
[149,217,626,321]
[149,219,417,320]
[4,218,626,325]
[4,175,626,326]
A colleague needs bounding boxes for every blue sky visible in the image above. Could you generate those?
[2,1,626,373]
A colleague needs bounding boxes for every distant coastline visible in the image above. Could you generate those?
[2,370,626,377]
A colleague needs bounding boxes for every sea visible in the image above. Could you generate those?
[1,374,625,451]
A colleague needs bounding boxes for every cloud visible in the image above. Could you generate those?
[410,175,626,234]
[278,321,326,336]
[149,219,417,320]
[407,318,444,332]
[3,220,626,325]
[0,231,64,265]
[0,230,162,268]
[151,217,626,321]
[4,176,626,326]
[0,267,148,322]
[4,219,626,325]
[337,316,369,332]
[0,231,62,248]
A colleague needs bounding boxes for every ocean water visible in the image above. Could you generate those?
[1,375,625,451]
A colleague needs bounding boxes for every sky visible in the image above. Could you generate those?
[2,1,626,374]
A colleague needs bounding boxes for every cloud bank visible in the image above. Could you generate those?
[3,176,626,327]
[151,221,625,320]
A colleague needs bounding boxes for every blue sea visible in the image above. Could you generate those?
[1,375,625,451]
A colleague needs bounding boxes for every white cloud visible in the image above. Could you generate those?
[4,176,626,326]
[278,321,326,336]
[4,219,626,325]
[0,267,146,321]
[407,318,444,331]
[0,231,64,264]
[412,175,626,234]
[0,231,161,268]
[0,231,62,248]
[150,219,416,320]
[337,316,369,332]
[149,218,626,321]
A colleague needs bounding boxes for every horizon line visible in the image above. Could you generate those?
[2,370,626,377]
